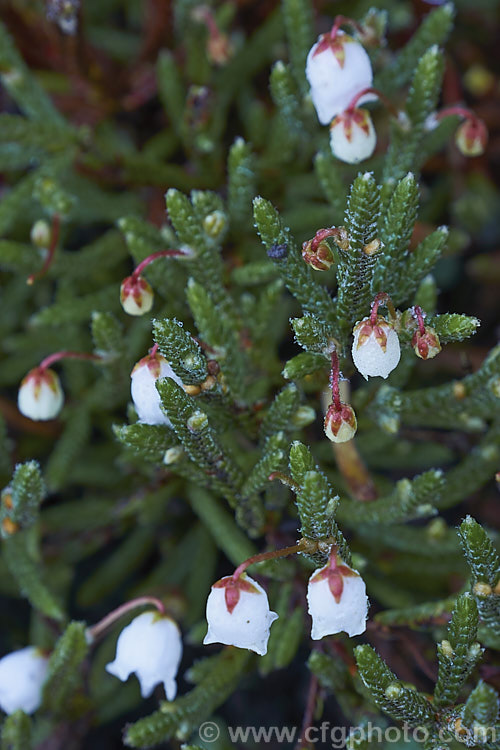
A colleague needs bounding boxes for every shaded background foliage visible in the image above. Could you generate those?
[0,0,500,748]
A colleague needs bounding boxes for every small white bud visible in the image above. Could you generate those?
[330,108,376,164]
[203,574,278,656]
[18,367,64,421]
[0,646,49,715]
[306,32,376,125]
[120,275,154,316]
[130,352,182,426]
[352,316,401,379]
[105,611,182,700]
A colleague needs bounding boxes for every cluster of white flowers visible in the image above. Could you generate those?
[0,549,368,714]
[203,553,368,656]
[306,30,376,163]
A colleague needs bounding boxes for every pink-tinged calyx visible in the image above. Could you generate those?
[213,574,260,614]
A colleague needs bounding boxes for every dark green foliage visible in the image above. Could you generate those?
[0,711,32,750]
[42,622,89,714]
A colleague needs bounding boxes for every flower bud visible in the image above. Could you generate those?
[324,402,357,443]
[130,351,183,426]
[0,646,49,715]
[352,316,401,380]
[105,611,182,700]
[412,326,441,360]
[18,367,64,421]
[203,573,278,655]
[302,238,335,271]
[455,117,488,157]
[329,108,376,164]
[120,274,154,316]
[307,555,368,639]
[306,32,376,125]
[30,219,51,248]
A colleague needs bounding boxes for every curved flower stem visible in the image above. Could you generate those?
[27,213,60,286]
[232,539,315,581]
[268,471,300,493]
[370,292,396,324]
[39,351,102,371]
[330,15,365,39]
[149,343,159,357]
[347,87,400,119]
[132,249,188,280]
[435,106,477,123]
[86,596,166,644]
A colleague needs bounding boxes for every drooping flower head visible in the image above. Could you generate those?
[307,550,368,639]
[352,316,400,379]
[412,326,441,360]
[105,611,182,700]
[120,275,154,316]
[306,31,376,126]
[203,573,278,656]
[17,367,64,421]
[0,646,49,715]
[130,349,182,426]
[324,402,357,443]
[330,108,376,164]
[455,117,488,157]
[302,227,346,271]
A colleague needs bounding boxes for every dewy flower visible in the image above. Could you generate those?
[412,326,441,360]
[324,402,357,443]
[307,551,368,639]
[105,611,182,700]
[203,573,278,656]
[0,646,49,715]
[130,349,182,426]
[306,31,376,125]
[330,108,376,164]
[352,316,400,380]
[18,367,64,421]
[120,274,154,316]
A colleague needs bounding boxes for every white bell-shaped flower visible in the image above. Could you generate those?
[18,367,64,421]
[307,555,368,639]
[306,32,376,125]
[120,274,154,316]
[203,573,278,656]
[0,646,49,715]
[352,316,400,380]
[105,611,182,700]
[330,108,376,164]
[130,351,183,426]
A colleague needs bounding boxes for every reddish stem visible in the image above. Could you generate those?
[370,292,396,324]
[413,306,426,335]
[347,87,400,119]
[435,106,479,123]
[133,249,187,280]
[232,541,310,581]
[295,673,319,750]
[86,596,165,643]
[39,351,102,371]
[27,214,61,286]
[268,471,301,493]
[330,15,365,39]
[149,343,159,357]
[330,350,342,410]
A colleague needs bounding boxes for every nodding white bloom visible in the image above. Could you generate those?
[324,402,357,443]
[306,32,375,126]
[307,555,368,639]
[203,574,278,656]
[120,275,154,316]
[105,611,182,700]
[352,316,400,380]
[0,646,49,715]
[18,367,64,421]
[330,108,376,164]
[130,351,182,426]
[412,326,441,360]
[455,118,488,157]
